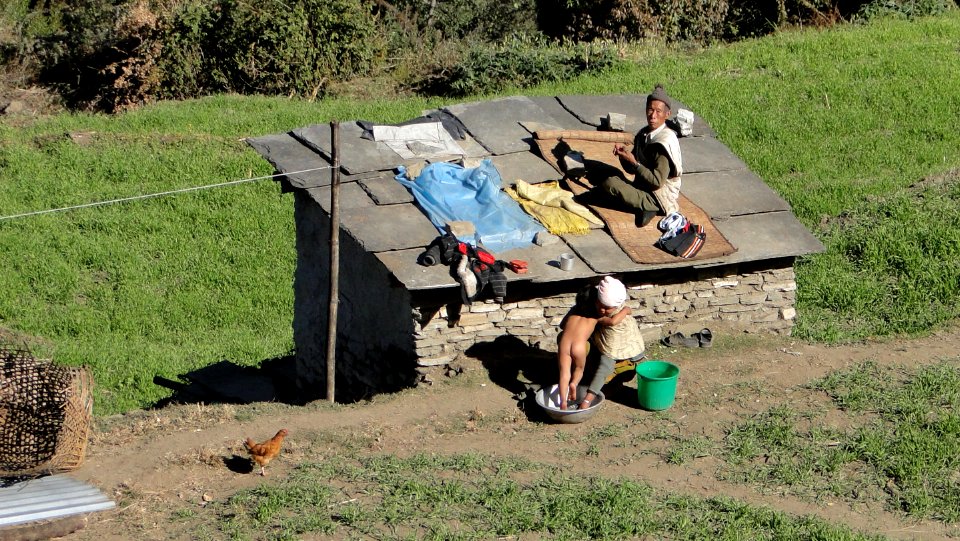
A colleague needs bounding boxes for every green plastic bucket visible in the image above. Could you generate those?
[635,360,680,411]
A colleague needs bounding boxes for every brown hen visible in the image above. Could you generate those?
[244,428,289,476]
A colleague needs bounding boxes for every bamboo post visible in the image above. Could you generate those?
[326,121,340,403]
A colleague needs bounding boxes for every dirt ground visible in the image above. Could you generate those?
[0,75,63,125]
[19,322,948,541]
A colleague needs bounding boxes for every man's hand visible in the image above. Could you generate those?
[598,306,630,327]
[613,144,637,170]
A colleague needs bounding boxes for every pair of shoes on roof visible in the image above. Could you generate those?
[661,328,713,348]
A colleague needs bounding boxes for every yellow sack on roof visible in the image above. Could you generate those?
[506,179,602,236]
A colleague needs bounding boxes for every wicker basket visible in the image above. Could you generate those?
[0,342,93,477]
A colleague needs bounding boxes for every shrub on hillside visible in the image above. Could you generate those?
[417,35,620,97]
[158,0,384,102]
[207,0,382,98]
[373,0,544,88]
[537,0,852,42]
[0,0,58,67]
[9,0,956,110]
[378,0,540,42]
[19,0,383,111]
[536,0,726,43]
[153,0,216,101]
[852,0,956,21]
[29,0,128,110]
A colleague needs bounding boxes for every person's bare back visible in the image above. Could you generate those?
[556,313,599,409]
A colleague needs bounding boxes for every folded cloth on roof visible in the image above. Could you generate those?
[358,111,467,141]
[373,122,466,160]
[514,180,600,223]
[395,159,546,254]
[505,179,603,235]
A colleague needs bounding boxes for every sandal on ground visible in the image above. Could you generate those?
[661,332,699,348]
[694,328,713,348]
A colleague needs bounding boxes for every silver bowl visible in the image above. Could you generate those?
[535,384,605,424]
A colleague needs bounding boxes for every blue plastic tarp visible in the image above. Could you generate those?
[396,160,545,254]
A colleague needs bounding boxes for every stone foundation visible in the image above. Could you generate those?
[412,264,796,370]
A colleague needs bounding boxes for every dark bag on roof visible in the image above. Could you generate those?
[657,222,706,259]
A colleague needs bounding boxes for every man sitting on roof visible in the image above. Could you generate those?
[600,84,683,227]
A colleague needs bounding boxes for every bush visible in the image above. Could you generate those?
[207,0,382,97]
[0,0,49,66]
[654,0,729,43]
[10,0,955,111]
[29,0,125,109]
[154,0,217,101]
[535,0,659,42]
[22,0,192,111]
[418,34,620,97]
[537,0,849,43]
[380,0,540,42]
[15,0,382,110]
[98,2,164,111]
[535,0,728,43]
[853,0,956,21]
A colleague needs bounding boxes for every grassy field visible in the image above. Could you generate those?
[2,13,960,415]
[0,97,443,413]
[211,457,887,540]
[718,360,960,523]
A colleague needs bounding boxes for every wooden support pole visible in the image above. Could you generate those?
[326,121,341,403]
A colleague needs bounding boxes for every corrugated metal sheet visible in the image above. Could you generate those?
[0,475,115,528]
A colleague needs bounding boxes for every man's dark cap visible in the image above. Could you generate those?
[647,84,671,111]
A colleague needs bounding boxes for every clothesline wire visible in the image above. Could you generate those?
[0,165,334,222]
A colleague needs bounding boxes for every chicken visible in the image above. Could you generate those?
[244,428,289,476]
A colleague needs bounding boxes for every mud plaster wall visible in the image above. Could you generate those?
[411,264,797,370]
[292,191,418,401]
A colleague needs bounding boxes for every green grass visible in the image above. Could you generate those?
[3,14,960,413]
[201,452,885,541]
[0,96,445,414]
[717,358,960,522]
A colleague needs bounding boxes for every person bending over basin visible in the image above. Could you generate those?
[556,276,645,410]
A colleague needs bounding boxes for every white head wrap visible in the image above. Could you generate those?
[597,276,627,308]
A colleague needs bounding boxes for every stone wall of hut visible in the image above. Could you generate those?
[411,264,797,372]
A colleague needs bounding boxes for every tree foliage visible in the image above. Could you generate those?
[2,0,955,111]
